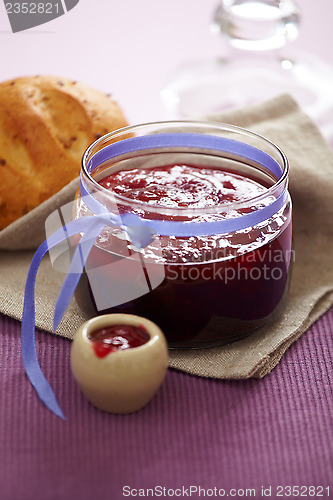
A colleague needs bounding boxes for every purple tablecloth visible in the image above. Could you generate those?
[1,309,332,500]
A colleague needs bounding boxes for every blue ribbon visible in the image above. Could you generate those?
[21,132,288,419]
[21,213,154,420]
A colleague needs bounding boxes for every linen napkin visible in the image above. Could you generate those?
[1,94,332,379]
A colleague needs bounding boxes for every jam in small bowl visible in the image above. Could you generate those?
[70,314,169,413]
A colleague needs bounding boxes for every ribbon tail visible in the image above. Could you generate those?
[21,212,154,419]
[21,217,99,419]
[53,219,107,331]
[21,241,66,420]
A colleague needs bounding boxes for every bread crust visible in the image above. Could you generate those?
[0,75,129,229]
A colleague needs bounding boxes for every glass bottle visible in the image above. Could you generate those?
[161,0,333,144]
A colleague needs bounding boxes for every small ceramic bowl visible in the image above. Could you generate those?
[70,314,169,413]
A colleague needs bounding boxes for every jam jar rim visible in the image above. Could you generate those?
[81,120,289,217]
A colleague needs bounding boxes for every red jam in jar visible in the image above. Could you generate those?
[88,324,150,358]
[76,165,291,347]
[75,123,292,348]
[99,164,267,208]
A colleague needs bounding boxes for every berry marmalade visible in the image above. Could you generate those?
[75,161,292,348]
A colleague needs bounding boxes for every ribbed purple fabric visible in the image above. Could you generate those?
[1,310,332,500]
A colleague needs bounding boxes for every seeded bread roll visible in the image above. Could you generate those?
[0,75,129,229]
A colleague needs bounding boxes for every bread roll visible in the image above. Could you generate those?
[0,75,129,229]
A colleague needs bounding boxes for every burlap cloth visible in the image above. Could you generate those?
[1,94,332,378]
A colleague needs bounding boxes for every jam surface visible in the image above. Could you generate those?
[88,324,150,358]
[99,164,266,208]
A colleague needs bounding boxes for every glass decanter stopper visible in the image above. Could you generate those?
[161,0,333,143]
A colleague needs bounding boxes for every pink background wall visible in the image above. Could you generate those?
[0,0,332,124]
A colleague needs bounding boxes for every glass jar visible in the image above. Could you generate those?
[74,121,292,348]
